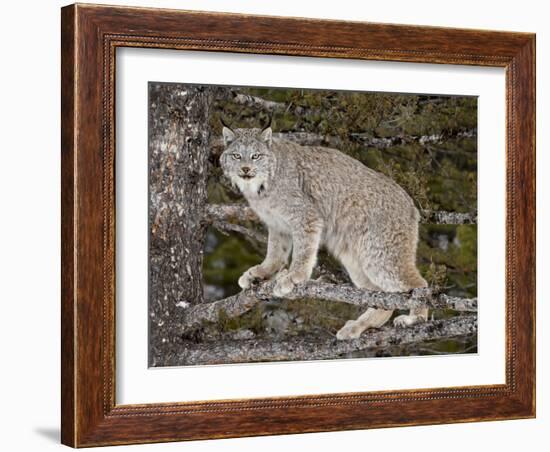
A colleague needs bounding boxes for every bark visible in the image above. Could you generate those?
[173,314,477,365]
[180,281,477,331]
[149,83,212,365]
[205,204,477,226]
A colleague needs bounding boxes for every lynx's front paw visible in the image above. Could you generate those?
[238,265,267,289]
[272,269,307,297]
[336,320,363,340]
[393,314,426,328]
[272,270,295,297]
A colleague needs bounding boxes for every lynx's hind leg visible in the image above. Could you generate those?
[339,250,381,291]
[368,261,429,328]
[383,258,429,328]
[364,258,427,293]
[370,256,429,328]
[394,307,429,328]
[336,251,394,340]
[336,308,394,340]
[361,214,427,293]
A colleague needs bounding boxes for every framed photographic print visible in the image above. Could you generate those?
[61,3,535,447]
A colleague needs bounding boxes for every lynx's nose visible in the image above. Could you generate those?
[241,166,251,174]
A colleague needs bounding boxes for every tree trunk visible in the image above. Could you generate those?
[148,83,212,366]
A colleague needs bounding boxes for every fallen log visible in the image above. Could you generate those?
[173,314,477,365]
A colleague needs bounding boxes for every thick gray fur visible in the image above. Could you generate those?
[220,126,428,340]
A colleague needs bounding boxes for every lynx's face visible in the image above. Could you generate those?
[220,127,276,196]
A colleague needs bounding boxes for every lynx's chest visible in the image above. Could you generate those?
[247,198,291,233]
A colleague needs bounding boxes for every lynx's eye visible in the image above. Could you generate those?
[232,153,242,160]
[251,153,261,160]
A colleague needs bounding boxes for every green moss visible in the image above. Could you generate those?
[217,305,266,334]
[418,225,477,297]
[281,298,363,333]
[203,229,263,297]
[211,298,365,337]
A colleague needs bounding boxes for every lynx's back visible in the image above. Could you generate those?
[267,138,425,292]
[270,138,419,227]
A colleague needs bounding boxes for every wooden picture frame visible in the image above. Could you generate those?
[61,3,535,447]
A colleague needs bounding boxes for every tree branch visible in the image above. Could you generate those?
[210,220,267,245]
[180,280,477,330]
[210,129,477,156]
[274,130,476,149]
[205,203,258,223]
[421,210,477,225]
[205,204,477,226]
[225,91,318,118]
[173,314,477,365]
[230,92,288,113]
[351,129,477,148]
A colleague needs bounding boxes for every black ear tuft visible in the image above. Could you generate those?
[259,116,273,145]
[261,115,272,132]
[220,116,233,130]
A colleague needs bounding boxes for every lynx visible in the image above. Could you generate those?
[219,124,428,340]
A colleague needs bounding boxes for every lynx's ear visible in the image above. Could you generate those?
[222,127,236,146]
[260,116,273,146]
[260,127,272,146]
